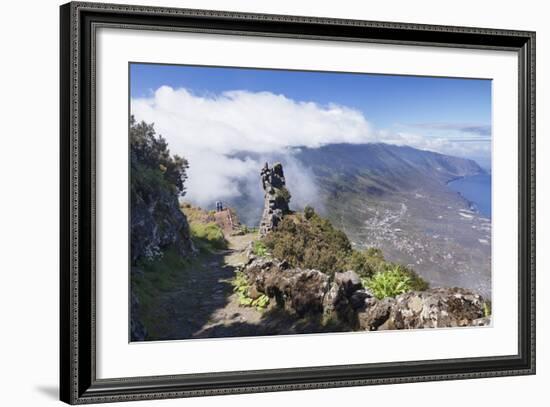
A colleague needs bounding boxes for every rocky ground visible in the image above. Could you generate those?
[241,254,490,333]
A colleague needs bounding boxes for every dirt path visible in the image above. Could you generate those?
[151,232,262,340]
[192,233,266,338]
[148,230,335,340]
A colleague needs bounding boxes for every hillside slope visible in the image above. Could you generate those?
[295,143,491,297]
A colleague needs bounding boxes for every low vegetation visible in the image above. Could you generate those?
[132,248,190,333]
[361,264,429,299]
[252,240,268,257]
[344,247,387,276]
[262,209,350,276]
[130,116,189,200]
[483,300,492,318]
[232,271,270,310]
[181,204,227,251]
[261,206,428,298]
[189,222,227,251]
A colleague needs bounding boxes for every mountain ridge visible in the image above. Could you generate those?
[294,142,485,190]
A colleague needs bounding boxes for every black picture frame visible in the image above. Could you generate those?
[60,2,536,404]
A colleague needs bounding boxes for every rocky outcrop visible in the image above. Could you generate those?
[259,162,291,236]
[131,183,194,263]
[322,271,372,325]
[243,256,368,323]
[244,257,329,316]
[357,288,489,330]
[241,254,490,330]
[357,298,394,331]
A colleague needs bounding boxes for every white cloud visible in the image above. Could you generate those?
[131,86,374,214]
[380,130,491,165]
[132,86,374,154]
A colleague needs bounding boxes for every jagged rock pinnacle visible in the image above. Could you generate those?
[259,162,291,236]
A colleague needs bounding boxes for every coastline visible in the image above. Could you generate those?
[447,173,491,218]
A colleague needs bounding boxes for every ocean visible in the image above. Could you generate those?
[448,173,492,218]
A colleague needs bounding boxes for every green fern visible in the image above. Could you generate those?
[252,240,268,257]
[362,265,426,299]
[231,271,270,310]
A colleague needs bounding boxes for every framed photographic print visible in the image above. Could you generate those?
[60,1,535,404]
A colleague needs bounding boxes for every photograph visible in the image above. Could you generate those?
[129,64,493,341]
[56,2,536,404]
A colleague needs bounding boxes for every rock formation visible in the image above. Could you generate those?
[259,162,291,236]
[240,253,490,330]
[359,287,489,330]
[131,180,194,263]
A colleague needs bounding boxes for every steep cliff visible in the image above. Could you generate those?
[131,182,193,263]
[130,117,194,264]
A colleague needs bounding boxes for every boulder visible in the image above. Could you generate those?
[243,257,379,324]
[287,269,330,316]
[388,287,487,329]
[244,257,330,316]
[358,298,395,331]
[334,270,363,296]
[358,287,489,330]
[322,271,372,325]
[349,289,372,309]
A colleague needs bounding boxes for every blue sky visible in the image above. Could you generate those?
[131,63,491,132]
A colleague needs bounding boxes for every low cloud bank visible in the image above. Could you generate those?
[132,86,374,217]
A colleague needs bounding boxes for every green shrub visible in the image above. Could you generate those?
[262,212,351,276]
[344,248,386,278]
[252,240,268,257]
[190,222,227,251]
[362,265,428,299]
[130,116,189,196]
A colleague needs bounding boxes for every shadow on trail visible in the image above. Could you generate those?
[144,249,237,341]
[194,308,349,339]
